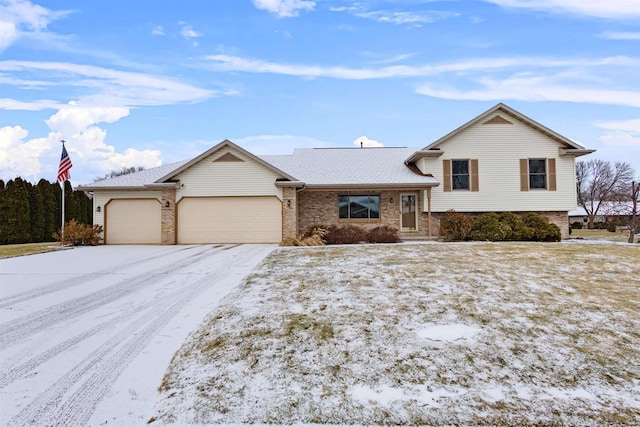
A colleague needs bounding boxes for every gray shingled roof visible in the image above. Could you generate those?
[78,160,189,190]
[79,147,437,190]
[261,147,438,187]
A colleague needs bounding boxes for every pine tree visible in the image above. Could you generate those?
[29,183,45,242]
[4,178,31,244]
[0,180,7,244]
[38,179,57,242]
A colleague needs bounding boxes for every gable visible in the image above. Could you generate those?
[174,145,287,200]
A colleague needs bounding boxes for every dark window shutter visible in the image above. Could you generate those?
[520,159,529,191]
[443,160,452,192]
[548,158,556,191]
[470,159,479,192]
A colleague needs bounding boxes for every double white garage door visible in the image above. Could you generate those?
[105,197,282,244]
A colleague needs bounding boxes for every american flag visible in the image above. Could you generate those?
[57,143,72,183]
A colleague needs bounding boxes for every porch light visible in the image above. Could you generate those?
[96,206,101,213]
[165,201,170,208]
[286,200,291,208]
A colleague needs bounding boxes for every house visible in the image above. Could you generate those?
[78,103,595,244]
[569,202,639,228]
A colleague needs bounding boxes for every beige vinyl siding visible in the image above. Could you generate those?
[93,190,162,231]
[175,147,284,201]
[421,115,577,212]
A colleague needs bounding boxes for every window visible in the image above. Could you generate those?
[338,195,380,219]
[452,160,470,190]
[529,159,547,189]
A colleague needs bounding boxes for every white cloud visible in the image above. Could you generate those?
[253,0,315,18]
[484,0,640,19]
[151,25,164,36]
[354,10,458,25]
[180,24,201,45]
[595,118,640,133]
[205,54,640,80]
[0,98,62,110]
[203,54,640,108]
[0,125,53,179]
[353,136,384,148]
[599,31,640,40]
[0,60,217,108]
[0,0,70,52]
[330,4,458,25]
[599,132,640,147]
[0,106,163,183]
[416,75,640,108]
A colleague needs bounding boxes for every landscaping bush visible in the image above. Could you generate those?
[523,213,561,242]
[439,210,473,241]
[53,219,102,246]
[469,213,512,241]
[570,221,584,230]
[280,226,327,246]
[324,224,368,245]
[366,225,400,243]
[498,212,534,241]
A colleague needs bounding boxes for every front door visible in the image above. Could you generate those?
[400,193,417,231]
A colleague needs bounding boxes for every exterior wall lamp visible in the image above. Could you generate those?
[286,200,291,208]
[165,201,170,208]
[96,206,101,213]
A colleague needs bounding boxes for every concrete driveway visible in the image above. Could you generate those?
[0,244,275,426]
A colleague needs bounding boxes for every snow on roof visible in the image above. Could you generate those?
[569,201,638,217]
[260,147,438,187]
[80,147,438,190]
[78,160,189,190]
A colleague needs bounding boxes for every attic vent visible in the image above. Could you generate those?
[214,152,244,162]
[483,115,513,125]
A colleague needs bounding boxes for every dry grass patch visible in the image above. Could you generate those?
[0,242,65,259]
[152,241,640,425]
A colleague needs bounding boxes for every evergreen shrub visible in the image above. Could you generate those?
[439,210,473,241]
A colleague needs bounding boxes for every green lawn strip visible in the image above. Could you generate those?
[0,242,66,259]
[155,242,640,425]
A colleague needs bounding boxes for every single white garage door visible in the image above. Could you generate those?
[106,199,162,244]
[178,196,282,244]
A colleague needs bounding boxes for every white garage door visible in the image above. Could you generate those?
[178,197,282,244]
[106,199,161,244]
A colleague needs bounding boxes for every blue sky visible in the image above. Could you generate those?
[1,0,639,185]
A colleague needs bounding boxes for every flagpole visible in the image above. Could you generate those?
[60,139,66,241]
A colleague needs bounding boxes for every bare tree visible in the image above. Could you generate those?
[576,160,634,229]
[94,166,145,182]
[628,180,639,243]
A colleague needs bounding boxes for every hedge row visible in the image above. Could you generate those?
[440,211,561,242]
[281,224,400,246]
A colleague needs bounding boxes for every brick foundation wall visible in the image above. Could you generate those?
[297,189,432,235]
[426,210,570,239]
[160,188,176,244]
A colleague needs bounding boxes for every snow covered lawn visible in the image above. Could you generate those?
[0,244,275,426]
[153,241,640,425]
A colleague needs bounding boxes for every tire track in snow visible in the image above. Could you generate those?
[7,243,257,426]
[0,244,250,387]
[0,245,225,348]
[0,245,207,309]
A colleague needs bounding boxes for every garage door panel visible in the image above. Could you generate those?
[178,197,281,244]
[106,199,161,244]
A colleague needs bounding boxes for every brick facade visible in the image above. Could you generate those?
[282,187,298,240]
[160,187,176,244]
[297,189,433,235]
